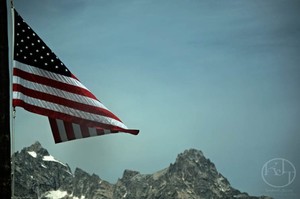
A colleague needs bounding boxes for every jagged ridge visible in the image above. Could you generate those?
[12,142,272,199]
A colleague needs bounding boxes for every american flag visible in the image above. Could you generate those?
[12,9,139,143]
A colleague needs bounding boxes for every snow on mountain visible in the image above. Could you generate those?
[12,142,272,199]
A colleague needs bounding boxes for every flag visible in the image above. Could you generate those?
[12,9,139,143]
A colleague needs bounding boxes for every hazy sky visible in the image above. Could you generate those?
[10,0,300,198]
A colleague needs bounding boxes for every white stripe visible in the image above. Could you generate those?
[13,76,108,110]
[72,123,83,139]
[14,61,89,91]
[56,119,68,142]
[88,128,97,137]
[13,91,128,129]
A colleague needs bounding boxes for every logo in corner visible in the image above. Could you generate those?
[262,158,296,188]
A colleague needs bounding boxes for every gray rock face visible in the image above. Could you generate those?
[112,149,271,199]
[12,142,272,199]
[12,141,73,198]
[60,168,113,199]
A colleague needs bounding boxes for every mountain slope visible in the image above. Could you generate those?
[12,142,271,199]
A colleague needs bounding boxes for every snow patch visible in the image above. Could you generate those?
[27,151,37,158]
[43,155,66,166]
[73,196,85,199]
[45,190,67,199]
[65,169,73,176]
[41,164,47,169]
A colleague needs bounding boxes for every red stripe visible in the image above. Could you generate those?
[13,68,98,100]
[50,119,120,143]
[80,125,90,138]
[95,129,118,135]
[48,118,62,143]
[13,99,139,135]
[96,129,105,136]
[13,84,122,122]
[64,121,76,141]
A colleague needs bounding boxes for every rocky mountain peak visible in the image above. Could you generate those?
[23,140,49,157]
[169,148,218,180]
[177,148,205,159]
[121,169,140,181]
[12,143,272,199]
[13,142,73,198]
[28,140,42,149]
[173,148,208,168]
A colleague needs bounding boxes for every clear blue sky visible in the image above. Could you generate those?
[11,1,300,198]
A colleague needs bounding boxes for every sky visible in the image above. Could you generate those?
[9,0,300,198]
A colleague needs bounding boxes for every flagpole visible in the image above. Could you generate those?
[0,0,11,198]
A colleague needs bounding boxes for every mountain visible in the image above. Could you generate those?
[12,142,272,199]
